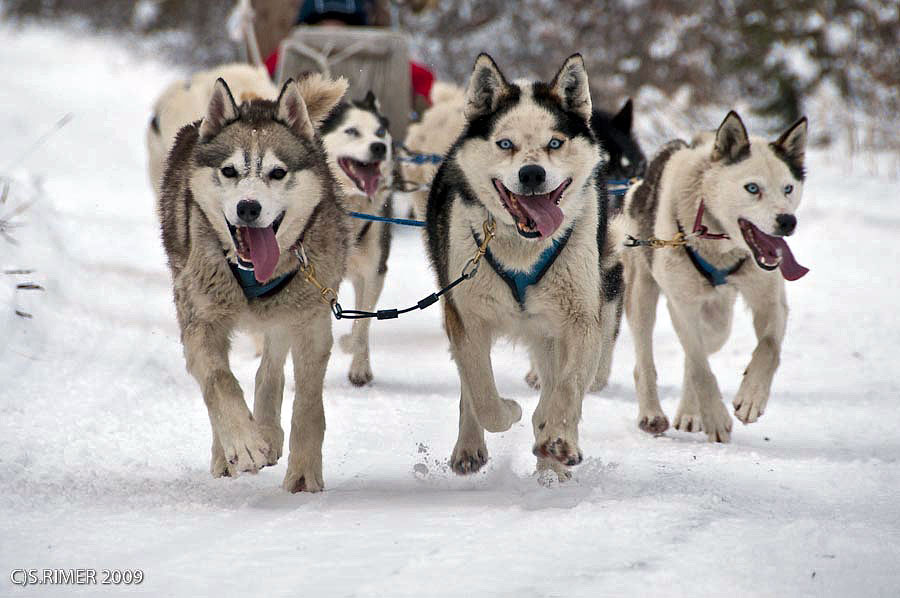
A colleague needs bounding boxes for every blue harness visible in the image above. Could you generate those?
[229,262,297,300]
[472,227,573,306]
[683,245,745,287]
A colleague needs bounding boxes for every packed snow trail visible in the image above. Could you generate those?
[1,25,899,597]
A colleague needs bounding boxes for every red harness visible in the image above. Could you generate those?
[692,200,730,240]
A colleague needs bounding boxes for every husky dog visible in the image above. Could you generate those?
[425,54,620,481]
[592,99,647,184]
[158,74,349,492]
[617,111,809,442]
[147,63,278,196]
[319,92,394,385]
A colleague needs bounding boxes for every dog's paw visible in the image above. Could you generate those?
[638,410,670,435]
[674,411,703,433]
[533,425,583,467]
[535,456,573,486]
[524,368,541,390]
[477,397,522,433]
[210,444,230,478]
[450,441,488,475]
[217,423,270,476]
[674,397,704,434]
[348,361,373,387]
[283,461,324,493]
[700,400,732,443]
[257,423,284,466]
[733,388,768,424]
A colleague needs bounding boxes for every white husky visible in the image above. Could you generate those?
[616,111,809,442]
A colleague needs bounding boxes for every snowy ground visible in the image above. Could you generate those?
[1,24,899,598]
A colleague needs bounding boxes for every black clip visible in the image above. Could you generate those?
[624,235,645,248]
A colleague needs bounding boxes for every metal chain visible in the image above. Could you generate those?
[292,244,338,307]
[624,231,689,249]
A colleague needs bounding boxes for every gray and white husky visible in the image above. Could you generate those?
[319,92,395,386]
[157,75,349,492]
[616,111,809,442]
[425,54,621,482]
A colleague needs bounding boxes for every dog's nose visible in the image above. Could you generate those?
[775,213,797,236]
[369,142,387,160]
[237,199,261,223]
[518,164,546,191]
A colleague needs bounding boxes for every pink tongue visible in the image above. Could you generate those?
[773,237,809,281]
[359,169,380,198]
[516,195,564,238]
[245,226,281,283]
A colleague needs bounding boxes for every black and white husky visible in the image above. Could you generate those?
[425,54,621,482]
[616,111,809,442]
[319,92,395,386]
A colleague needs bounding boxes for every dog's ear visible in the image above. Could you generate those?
[612,98,633,133]
[275,74,347,138]
[292,73,349,132]
[199,78,240,142]
[551,54,592,121]
[361,90,381,112]
[464,53,510,120]
[772,116,808,179]
[275,79,314,138]
[712,110,750,163]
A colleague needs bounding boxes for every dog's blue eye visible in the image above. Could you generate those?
[744,183,760,194]
[345,127,360,137]
[547,138,564,150]
[496,139,514,150]
[784,184,794,195]
[375,127,387,138]
[269,167,287,181]
[221,166,238,178]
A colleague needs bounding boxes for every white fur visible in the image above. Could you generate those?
[617,113,808,441]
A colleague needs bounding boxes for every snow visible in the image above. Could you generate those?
[2,23,900,597]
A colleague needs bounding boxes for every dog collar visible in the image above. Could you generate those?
[676,202,742,286]
[229,262,298,300]
[682,244,745,287]
[471,225,573,307]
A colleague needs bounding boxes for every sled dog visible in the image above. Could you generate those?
[319,92,395,385]
[158,75,349,492]
[425,54,621,481]
[616,111,809,442]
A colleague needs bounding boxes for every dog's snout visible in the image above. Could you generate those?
[237,199,262,223]
[775,213,797,236]
[518,164,546,191]
[369,142,386,160]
